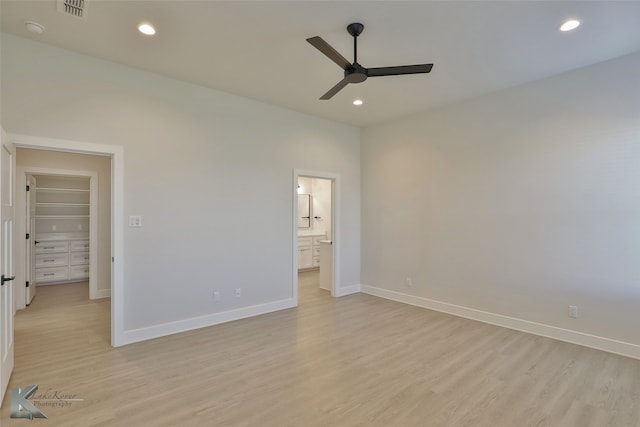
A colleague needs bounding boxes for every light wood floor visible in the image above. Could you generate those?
[2,273,640,426]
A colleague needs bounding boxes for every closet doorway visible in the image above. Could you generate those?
[14,148,111,312]
[26,174,93,303]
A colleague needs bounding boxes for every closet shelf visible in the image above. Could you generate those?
[36,206,90,207]
[36,187,90,193]
[35,215,90,219]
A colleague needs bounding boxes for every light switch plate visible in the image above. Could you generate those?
[128,215,142,227]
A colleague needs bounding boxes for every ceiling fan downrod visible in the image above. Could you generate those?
[347,23,364,64]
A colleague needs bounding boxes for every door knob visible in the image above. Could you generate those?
[1,275,16,286]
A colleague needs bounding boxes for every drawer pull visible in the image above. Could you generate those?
[43,259,55,263]
[43,246,55,250]
[43,273,55,277]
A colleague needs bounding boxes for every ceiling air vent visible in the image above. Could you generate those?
[57,0,89,20]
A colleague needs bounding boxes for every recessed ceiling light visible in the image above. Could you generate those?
[24,21,45,34]
[353,99,363,106]
[138,23,156,36]
[560,19,581,32]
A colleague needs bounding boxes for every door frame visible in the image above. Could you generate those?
[292,169,340,301]
[9,134,125,347]
[15,167,99,306]
[25,175,37,304]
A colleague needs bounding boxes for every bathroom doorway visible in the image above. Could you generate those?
[293,170,339,304]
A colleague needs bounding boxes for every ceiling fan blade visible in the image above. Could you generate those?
[306,36,351,70]
[320,78,350,100]
[367,64,433,77]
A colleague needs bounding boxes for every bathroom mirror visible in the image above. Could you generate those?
[298,194,311,228]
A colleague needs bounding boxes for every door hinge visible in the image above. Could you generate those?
[26,184,30,191]
[26,233,30,240]
[26,281,30,288]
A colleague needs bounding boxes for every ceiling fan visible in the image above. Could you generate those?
[306,23,433,100]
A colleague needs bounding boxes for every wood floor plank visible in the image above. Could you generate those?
[1,273,640,426]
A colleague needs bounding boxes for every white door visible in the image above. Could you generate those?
[0,128,15,407]
[26,175,36,304]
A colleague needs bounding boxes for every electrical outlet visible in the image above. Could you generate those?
[213,291,220,301]
[406,277,413,287]
[235,288,241,298]
[568,305,578,318]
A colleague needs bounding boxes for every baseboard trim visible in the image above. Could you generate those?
[93,289,111,299]
[360,285,640,360]
[335,284,361,297]
[121,298,296,346]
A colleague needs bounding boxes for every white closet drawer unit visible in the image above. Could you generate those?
[312,256,321,267]
[36,267,69,283]
[35,252,69,268]
[35,241,68,254]
[70,240,90,252]
[69,265,90,280]
[70,251,90,266]
[34,236,89,284]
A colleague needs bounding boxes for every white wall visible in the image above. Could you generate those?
[361,52,640,353]
[1,34,360,338]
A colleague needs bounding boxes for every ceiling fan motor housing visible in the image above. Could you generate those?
[345,64,368,83]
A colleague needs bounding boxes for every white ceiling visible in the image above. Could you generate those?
[2,1,640,127]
